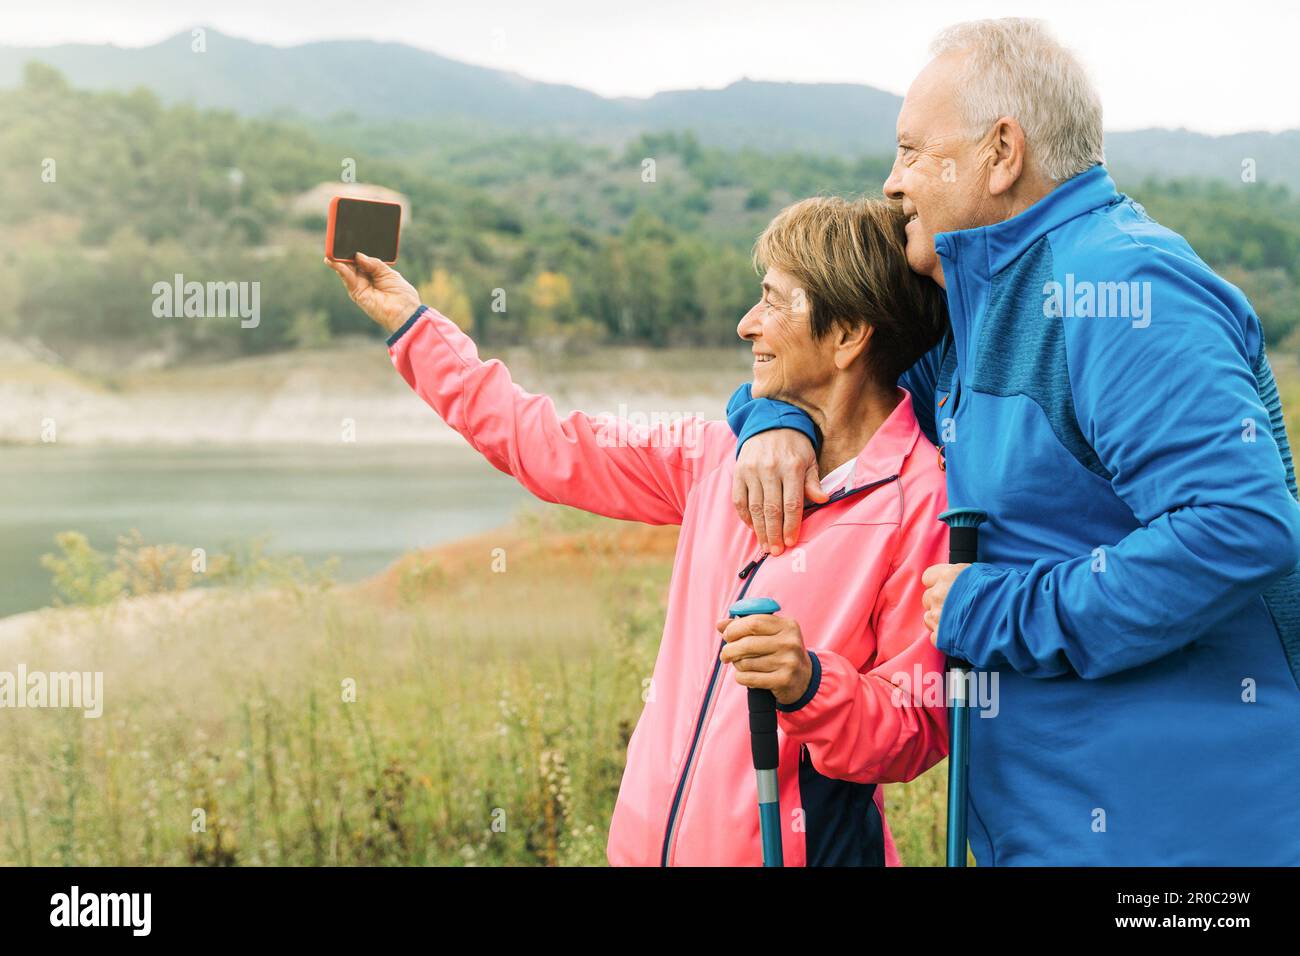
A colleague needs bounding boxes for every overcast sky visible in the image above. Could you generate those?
[4,0,1297,134]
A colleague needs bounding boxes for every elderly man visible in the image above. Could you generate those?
[727,18,1300,864]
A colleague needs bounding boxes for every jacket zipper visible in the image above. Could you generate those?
[659,552,768,866]
[658,472,900,866]
[941,243,971,384]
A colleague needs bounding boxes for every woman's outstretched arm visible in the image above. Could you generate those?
[329,253,732,525]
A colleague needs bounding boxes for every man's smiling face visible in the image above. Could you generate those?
[883,52,998,288]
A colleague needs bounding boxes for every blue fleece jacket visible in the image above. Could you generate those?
[727,165,1300,865]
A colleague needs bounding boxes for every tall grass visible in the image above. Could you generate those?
[1,507,946,866]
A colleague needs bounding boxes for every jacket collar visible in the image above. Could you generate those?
[849,387,923,487]
[932,164,1120,278]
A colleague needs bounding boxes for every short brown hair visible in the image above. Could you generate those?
[753,197,948,384]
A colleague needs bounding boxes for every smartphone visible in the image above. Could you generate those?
[325,196,402,263]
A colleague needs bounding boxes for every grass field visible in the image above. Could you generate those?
[0,504,949,867]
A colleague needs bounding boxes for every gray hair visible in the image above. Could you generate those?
[930,18,1105,183]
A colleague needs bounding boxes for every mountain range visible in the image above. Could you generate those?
[2,27,1297,188]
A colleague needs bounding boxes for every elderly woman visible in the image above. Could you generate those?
[327,197,950,866]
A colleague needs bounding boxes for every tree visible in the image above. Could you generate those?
[22,61,70,94]
[417,268,474,332]
[525,270,603,353]
[528,271,574,318]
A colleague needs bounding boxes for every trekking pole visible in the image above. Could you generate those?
[938,508,986,868]
[728,596,784,867]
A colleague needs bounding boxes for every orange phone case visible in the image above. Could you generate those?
[325,196,402,264]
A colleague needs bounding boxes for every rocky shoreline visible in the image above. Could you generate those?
[0,342,739,446]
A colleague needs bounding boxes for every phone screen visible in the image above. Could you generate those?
[329,198,402,262]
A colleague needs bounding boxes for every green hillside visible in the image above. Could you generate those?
[2,63,1298,369]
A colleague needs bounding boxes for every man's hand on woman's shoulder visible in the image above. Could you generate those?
[732,428,825,555]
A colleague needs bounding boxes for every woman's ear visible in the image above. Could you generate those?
[834,321,873,371]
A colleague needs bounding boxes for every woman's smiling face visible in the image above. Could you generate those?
[736,267,833,403]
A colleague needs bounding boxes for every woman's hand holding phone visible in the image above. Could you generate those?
[325,253,422,335]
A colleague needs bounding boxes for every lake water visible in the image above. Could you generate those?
[0,443,533,618]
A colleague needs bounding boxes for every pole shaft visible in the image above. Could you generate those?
[756,769,782,867]
[749,687,783,866]
[946,665,971,866]
[939,509,985,869]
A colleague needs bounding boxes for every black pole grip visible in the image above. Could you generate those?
[748,687,779,771]
[948,525,980,565]
[728,597,784,773]
[939,508,987,565]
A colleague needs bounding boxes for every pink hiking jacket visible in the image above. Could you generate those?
[389,306,950,866]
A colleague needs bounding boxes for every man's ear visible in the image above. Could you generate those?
[986,116,1027,196]
[834,321,873,371]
